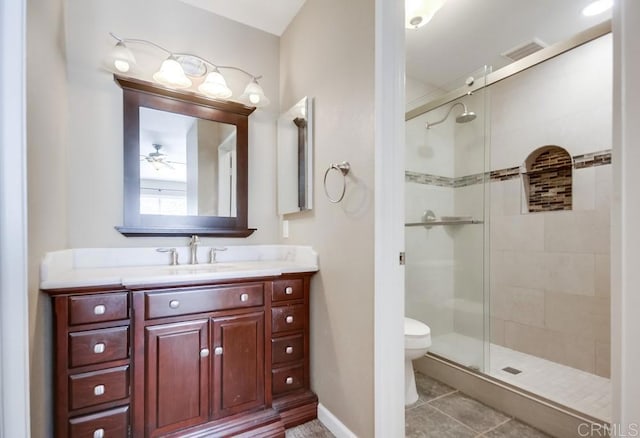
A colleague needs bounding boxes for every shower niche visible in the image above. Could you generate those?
[522,145,573,213]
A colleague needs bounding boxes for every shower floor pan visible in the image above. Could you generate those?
[430,332,611,422]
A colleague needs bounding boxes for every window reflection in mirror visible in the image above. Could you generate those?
[139,107,237,217]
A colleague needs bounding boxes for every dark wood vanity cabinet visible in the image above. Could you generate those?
[45,273,316,438]
[49,288,132,438]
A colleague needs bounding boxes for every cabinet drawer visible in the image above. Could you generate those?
[69,366,129,411]
[69,405,129,438]
[271,334,304,365]
[272,364,304,396]
[69,326,129,368]
[271,304,305,333]
[146,284,264,319]
[69,293,129,326]
[271,278,304,302]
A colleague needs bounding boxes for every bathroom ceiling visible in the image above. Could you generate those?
[176,0,610,92]
[406,0,612,91]
[176,0,306,36]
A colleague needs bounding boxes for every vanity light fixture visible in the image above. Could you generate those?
[108,33,269,106]
[405,0,446,29]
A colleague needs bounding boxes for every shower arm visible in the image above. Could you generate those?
[425,102,467,129]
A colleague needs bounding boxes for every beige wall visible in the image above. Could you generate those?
[27,0,69,436]
[279,0,375,435]
[28,1,282,436]
[64,0,280,248]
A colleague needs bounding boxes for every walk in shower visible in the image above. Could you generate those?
[405,31,612,423]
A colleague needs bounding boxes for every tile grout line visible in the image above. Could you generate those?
[475,417,513,437]
[404,387,458,412]
[426,401,485,436]
[425,389,459,403]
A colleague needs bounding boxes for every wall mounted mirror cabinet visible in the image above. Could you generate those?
[277,96,313,215]
[115,75,256,236]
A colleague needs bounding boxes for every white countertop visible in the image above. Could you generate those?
[40,245,318,290]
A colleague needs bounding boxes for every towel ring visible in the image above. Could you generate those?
[323,161,351,203]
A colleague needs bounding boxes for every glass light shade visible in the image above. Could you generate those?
[582,0,613,16]
[239,80,270,107]
[405,0,445,29]
[152,58,192,89]
[198,71,233,99]
[111,41,136,73]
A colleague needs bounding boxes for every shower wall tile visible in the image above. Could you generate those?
[595,342,611,378]
[572,167,596,211]
[491,318,506,345]
[503,178,524,216]
[503,322,596,374]
[491,285,545,328]
[595,254,611,298]
[498,251,547,290]
[595,165,612,209]
[544,253,595,296]
[491,215,545,252]
[544,211,610,254]
[544,293,611,344]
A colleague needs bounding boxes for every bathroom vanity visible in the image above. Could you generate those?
[41,246,318,438]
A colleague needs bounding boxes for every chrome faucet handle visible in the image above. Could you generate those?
[157,248,178,265]
[189,235,200,264]
[209,247,228,263]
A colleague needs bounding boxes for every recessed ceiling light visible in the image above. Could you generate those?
[582,0,613,16]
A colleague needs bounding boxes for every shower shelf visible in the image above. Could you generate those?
[405,219,483,227]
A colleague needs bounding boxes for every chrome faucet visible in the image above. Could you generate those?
[209,247,227,263]
[189,235,200,264]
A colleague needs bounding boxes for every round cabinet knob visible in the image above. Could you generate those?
[285,315,294,324]
[169,300,180,309]
[200,348,210,357]
[93,429,105,438]
[240,293,249,302]
[93,343,106,354]
[285,346,293,354]
[214,347,223,355]
[285,377,294,385]
[93,384,105,396]
[93,305,106,315]
[285,286,293,295]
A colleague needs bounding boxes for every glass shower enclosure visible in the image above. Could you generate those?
[404,67,491,372]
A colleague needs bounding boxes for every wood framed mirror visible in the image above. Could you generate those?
[114,75,256,237]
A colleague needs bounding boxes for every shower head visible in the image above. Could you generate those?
[456,111,477,124]
[426,102,476,129]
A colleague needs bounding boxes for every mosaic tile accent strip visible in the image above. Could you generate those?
[573,150,612,169]
[490,167,521,182]
[405,149,611,188]
[525,147,573,212]
[405,171,455,187]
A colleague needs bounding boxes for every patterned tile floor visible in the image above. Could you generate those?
[405,372,551,438]
[286,373,551,437]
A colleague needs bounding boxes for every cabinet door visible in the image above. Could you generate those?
[212,312,265,419]
[145,320,209,437]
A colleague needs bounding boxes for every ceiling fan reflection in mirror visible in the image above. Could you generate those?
[140,144,184,171]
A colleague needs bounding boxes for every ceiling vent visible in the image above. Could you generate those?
[501,39,547,62]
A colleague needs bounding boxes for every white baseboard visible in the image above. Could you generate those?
[317,403,358,438]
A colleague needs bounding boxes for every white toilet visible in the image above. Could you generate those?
[404,317,431,405]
